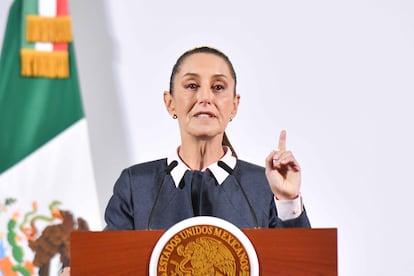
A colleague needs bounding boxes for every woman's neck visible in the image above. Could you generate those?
[178,137,225,170]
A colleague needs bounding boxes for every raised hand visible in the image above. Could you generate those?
[265,130,301,200]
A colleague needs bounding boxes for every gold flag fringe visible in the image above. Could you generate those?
[26,15,72,43]
[21,49,69,78]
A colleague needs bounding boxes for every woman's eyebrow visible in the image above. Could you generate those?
[211,73,228,79]
[183,72,199,78]
[183,72,228,79]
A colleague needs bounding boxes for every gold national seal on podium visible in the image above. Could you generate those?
[149,216,259,276]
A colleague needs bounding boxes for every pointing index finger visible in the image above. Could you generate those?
[278,130,287,151]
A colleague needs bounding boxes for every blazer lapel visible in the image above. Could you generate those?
[149,174,193,229]
[218,175,257,228]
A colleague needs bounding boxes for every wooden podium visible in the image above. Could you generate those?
[71,228,337,275]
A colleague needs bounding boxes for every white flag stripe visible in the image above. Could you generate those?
[35,0,56,51]
[35,42,53,51]
[0,119,102,230]
[38,0,56,17]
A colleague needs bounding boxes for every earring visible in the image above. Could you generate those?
[229,117,233,122]
[173,114,178,119]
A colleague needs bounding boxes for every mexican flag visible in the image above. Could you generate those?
[0,0,102,275]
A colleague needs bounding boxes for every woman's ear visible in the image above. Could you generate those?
[230,94,241,119]
[163,91,175,116]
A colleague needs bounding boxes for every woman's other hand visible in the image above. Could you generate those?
[60,267,70,276]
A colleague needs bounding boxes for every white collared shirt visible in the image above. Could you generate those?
[167,146,236,187]
[167,146,302,220]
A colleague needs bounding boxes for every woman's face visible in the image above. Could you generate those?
[164,53,240,141]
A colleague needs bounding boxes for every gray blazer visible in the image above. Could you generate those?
[104,159,311,230]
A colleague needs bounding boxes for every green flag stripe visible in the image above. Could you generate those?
[0,0,84,173]
[21,0,37,49]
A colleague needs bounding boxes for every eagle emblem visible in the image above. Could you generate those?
[171,236,236,276]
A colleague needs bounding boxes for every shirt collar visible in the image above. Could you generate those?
[167,146,237,188]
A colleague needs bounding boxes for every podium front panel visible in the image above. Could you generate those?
[71,228,337,275]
